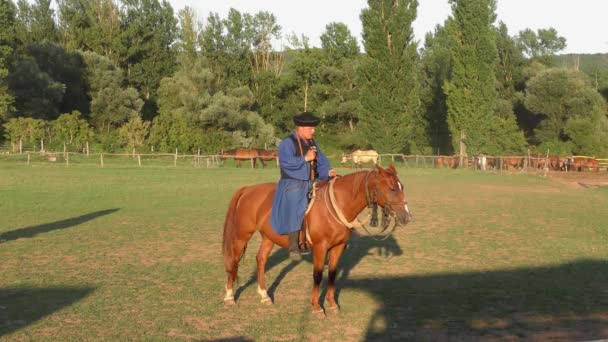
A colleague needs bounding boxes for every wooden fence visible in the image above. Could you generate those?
[2,149,608,173]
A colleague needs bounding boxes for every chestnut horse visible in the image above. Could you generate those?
[256,149,278,168]
[221,149,259,168]
[221,164,412,315]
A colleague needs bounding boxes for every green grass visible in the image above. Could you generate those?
[1,163,608,340]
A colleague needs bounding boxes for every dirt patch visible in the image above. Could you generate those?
[545,170,608,189]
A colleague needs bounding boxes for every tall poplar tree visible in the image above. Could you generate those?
[0,0,17,121]
[445,0,525,155]
[357,0,425,153]
[444,0,497,155]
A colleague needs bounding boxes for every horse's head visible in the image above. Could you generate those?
[372,163,412,226]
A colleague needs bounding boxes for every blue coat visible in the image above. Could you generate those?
[270,132,331,235]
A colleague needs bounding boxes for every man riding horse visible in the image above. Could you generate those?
[270,112,337,261]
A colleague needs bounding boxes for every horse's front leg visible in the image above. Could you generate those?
[326,243,347,313]
[310,244,328,315]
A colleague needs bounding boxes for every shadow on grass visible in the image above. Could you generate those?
[0,286,95,337]
[344,258,608,341]
[0,208,120,242]
[233,236,608,340]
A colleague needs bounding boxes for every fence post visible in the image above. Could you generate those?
[100,153,104,168]
[86,141,89,156]
[63,142,67,159]
[174,148,178,167]
[66,152,69,167]
[137,154,141,167]
[27,152,30,165]
[499,156,503,174]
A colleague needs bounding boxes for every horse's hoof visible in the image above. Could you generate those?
[261,297,273,305]
[311,308,325,318]
[223,298,236,306]
[326,305,340,315]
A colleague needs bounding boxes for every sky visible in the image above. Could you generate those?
[167,0,608,55]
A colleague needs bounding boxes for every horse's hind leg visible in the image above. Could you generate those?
[224,238,249,305]
[256,236,274,305]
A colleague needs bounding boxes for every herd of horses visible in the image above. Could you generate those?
[221,148,382,169]
[435,154,601,172]
[222,149,601,172]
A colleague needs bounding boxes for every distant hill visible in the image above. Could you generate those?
[553,53,608,98]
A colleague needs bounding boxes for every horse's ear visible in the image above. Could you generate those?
[388,162,396,173]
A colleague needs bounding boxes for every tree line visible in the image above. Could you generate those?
[1,0,607,157]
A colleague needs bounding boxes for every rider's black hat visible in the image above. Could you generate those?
[293,112,320,127]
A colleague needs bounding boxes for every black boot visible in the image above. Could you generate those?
[288,231,302,261]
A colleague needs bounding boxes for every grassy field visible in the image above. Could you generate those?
[1,162,608,341]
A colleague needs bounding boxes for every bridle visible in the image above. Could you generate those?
[326,169,407,239]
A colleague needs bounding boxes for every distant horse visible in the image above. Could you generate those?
[501,156,524,170]
[221,149,259,168]
[434,155,460,169]
[256,149,278,168]
[341,150,379,168]
[221,164,412,315]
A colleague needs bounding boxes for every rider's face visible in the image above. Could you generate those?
[296,126,315,140]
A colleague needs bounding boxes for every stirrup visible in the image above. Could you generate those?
[289,249,303,261]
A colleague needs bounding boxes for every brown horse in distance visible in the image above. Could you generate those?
[221,149,259,168]
[221,164,412,315]
[256,149,278,168]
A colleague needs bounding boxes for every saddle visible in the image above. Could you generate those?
[298,180,330,251]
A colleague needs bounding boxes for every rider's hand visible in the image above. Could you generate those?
[304,148,316,162]
[329,169,339,178]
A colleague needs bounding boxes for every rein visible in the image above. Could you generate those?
[325,169,405,240]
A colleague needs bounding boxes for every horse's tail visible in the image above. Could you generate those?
[222,186,247,275]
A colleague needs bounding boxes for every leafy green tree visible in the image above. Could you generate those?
[175,6,200,66]
[444,0,524,155]
[51,110,94,150]
[525,67,608,155]
[8,56,65,120]
[516,28,566,65]
[56,0,89,51]
[199,12,224,87]
[82,0,123,65]
[119,115,150,151]
[3,116,46,150]
[148,110,205,153]
[222,9,254,88]
[121,0,177,119]
[91,86,143,132]
[15,0,59,47]
[81,50,144,132]
[320,22,359,65]
[0,0,17,121]
[315,23,361,146]
[358,0,425,153]
[495,22,525,105]
[285,34,322,112]
[8,42,88,120]
[420,23,452,154]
